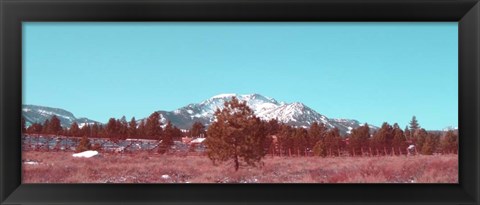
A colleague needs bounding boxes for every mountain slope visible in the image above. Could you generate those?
[143,93,376,135]
[22,94,379,135]
[22,105,98,128]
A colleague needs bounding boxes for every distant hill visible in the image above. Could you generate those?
[22,104,98,128]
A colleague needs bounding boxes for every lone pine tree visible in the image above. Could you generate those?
[409,116,420,133]
[205,97,268,171]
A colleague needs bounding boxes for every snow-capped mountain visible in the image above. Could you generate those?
[22,94,379,135]
[143,93,376,135]
[22,105,98,128]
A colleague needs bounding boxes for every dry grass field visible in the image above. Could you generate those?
[22,151,458,183]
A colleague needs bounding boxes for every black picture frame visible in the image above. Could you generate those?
[1,0,479,204]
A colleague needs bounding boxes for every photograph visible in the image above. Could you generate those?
[21,22,458,183]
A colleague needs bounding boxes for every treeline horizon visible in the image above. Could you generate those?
[22,112,458,157]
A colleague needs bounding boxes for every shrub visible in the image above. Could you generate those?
[76,136,91,152]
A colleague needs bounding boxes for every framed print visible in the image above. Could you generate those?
[1,0,479,204]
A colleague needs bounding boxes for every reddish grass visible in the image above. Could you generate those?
[22,151,458,183]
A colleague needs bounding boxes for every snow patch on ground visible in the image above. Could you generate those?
[190,138,206,143]
[72,150,99,158]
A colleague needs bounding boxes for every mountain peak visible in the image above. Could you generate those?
[210,93,271,100]
[290,102,305,108]
[23,94,379,136]
[210,93,237,99]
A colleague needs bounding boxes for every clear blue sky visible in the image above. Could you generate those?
[23,22,458,130]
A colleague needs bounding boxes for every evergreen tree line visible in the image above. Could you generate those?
[205,106,458,160]
[23,112,185,151]
[259,116,458,157]
[23,106,458,158]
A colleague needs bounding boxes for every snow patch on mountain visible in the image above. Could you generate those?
[141,93,377,135]
[24,94,382,136]
[211,93,237,99]
[22,105,98,128]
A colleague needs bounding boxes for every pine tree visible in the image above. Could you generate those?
[97,124,106,138]
[80,124,91,138]
[414,129,428,151]
[277,124,294,156]
[173,126,183,141]
[145,112,163,140]
[265,119,280,136]
[409,116,420,133]
[137,120,146,139]
[404,126,411,140]
[76,135,91,152]
[205,97,267,171]
[348,123,370,156]
[159,121,175,154]
[116,119,123,139]
[42,119,50,134]
[120,116,127,123]
[308,122,327,149]
[91,123,100,138]
[69,122,80,137]
[27,123,43,134]
[105,118,118,140]
[128,117,137,138]
[118,116,128,140]
[441,130,458,154]
[49,115,62,135]
[421,133,438,155]
[313,140,327,157]
[323,128,342,156]
[190,121,206,138]
[372,122,394,155]
[293,127,308,156]
[392,123,406,155]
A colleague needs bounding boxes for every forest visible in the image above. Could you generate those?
[23,97,458,165]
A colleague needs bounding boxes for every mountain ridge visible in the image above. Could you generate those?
[22,104,98,128]
[23,93,384,135]
[143,93,377,135]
